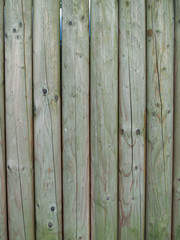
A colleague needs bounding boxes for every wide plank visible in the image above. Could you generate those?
[146,0,174,239]
[62,0,90,239]
[33,0,62,239]
[119,0,146,239]
[5,0,34,239]
[91,1,118,239]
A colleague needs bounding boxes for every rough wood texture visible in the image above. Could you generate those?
[91,1,118,239]
[146,1,174,239]
[0,1,7,239]
[119,0,146,239]
[173,0,180,239]
[5,0,34,239]
[33,0,62,239]
[62,1,90,240]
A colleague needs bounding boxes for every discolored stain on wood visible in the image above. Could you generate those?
[147,29,153,37]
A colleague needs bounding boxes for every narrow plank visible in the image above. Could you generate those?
[5,0,34,239]
[146,0,174,239]
[62,1,90,239]
[119,0,146,239]
[91,1,118,239]
[33,0,62,239]
[0,1,7,239]
[173,0,180,239]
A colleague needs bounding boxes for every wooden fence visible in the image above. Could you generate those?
[0,0,179,239]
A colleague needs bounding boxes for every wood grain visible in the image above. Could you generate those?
[62,1,90,240]
[5,0,34,239]
[33,0,62,239]
[0,1,7,239]
[146,0,174,239]
[173,0,180,239]
[119,0,146,239]
[91,1,118,239]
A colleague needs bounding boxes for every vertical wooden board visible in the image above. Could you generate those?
[119,0,146,239]
[33,0,62,239]
[5,0,34,239]
[173,0,180,239]
[0,1,7,239]
[146,0,174,239]
[91,1,118,239]
[62,1,89,240]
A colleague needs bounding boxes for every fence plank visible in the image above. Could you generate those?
[0,1,7,239]
[91,1,118,239]
[33,0,62,239]
[173,0,180,239]
[62,1,90,240]
[119,0,146,239]
[146,1,174,239]
[5,0,34,239]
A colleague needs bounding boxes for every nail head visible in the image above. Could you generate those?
[136,129,140,135]
[48,222,53,228]
[42,88,47,95]
[51,206,55,212]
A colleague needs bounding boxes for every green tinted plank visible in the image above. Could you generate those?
[5,0,34,239]
[119,0,146,239]
[146,1,174,239]
[62,1,90,240]
[173,0,180,239]
[91,1,118,239]
[0,1,7,239]
[33,0,62,239]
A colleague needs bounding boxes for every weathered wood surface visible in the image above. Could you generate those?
[91,1,118,239]
[62,1,90,240]
[33,0,62,239]
[0,1,7,239]
[5,0,34,239]
[173,0,180,239]
[146,1,174,239]
[119,0,146,239]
